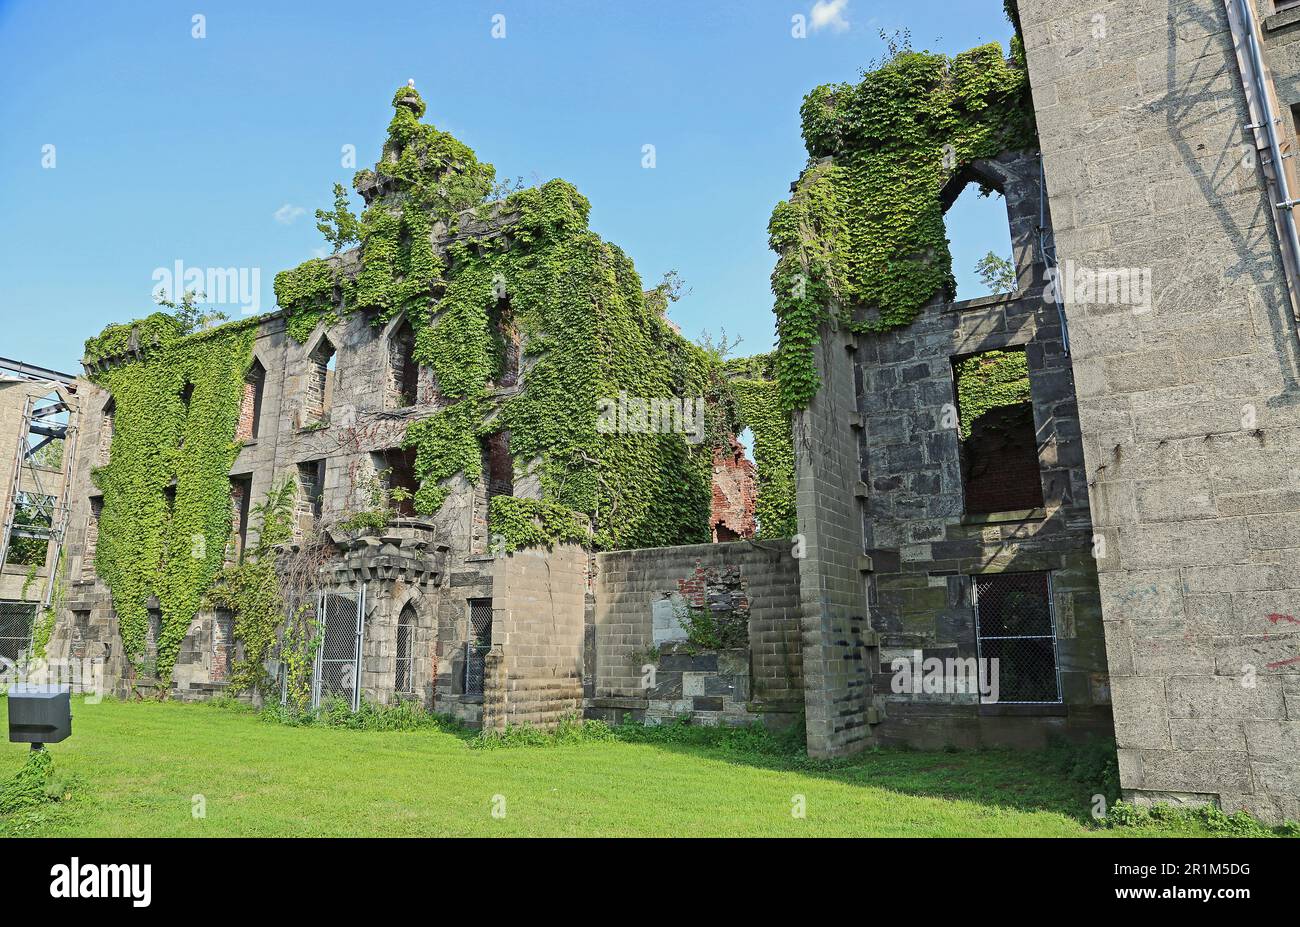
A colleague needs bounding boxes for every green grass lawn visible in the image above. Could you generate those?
[0,697,1217,837]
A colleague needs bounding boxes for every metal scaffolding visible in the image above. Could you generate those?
[0,359,80,609]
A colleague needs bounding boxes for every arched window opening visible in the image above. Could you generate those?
[490,297,520,388]
[98,398,116,465]
[710,433,757,542]
[395,602,416,696]
[306,339,337,424]
[388,321,419,408]
[943,182,1015,302]
[238,360,266,440]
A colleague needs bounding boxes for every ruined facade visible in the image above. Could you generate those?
[15,1,1300,826]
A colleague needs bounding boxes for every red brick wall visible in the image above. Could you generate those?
[710,436,757,540]
[961,403,1045,514]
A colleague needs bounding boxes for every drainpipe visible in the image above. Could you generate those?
[1231,0,1300,323]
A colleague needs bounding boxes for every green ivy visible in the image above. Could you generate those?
[88,317,256,679]
[769,27,1036,411]
[729,376,797,537]
[953,349,1031,440]
[272,86,723,551]
[488,496,590,552]
[206,478,297,693]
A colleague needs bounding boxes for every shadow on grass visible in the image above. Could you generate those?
[214,697,1114,823]
[608,721,1115,825]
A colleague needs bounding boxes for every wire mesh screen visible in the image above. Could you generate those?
[0,602,37,666]
[464,598,492,697]
[973,572,1061,704]
[394,608,414,695]
[316,593,359,706]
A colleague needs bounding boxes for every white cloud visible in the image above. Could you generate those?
[273,203,306,225]
[810,0,850,33]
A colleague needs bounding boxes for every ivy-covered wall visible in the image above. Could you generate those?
[85,317,256,679]
[275,85,793,552]
[78,85,798,687]
[768,21,1037,411]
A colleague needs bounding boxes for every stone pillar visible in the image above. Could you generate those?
[1020,0,1300,822]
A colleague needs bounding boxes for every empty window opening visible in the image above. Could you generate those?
[464,597,492,697]
[373,448,420,519]
[177,382,196,450]
[97,398,116,465]
[238,361,266,440]
[296,460,326,536]
[943,180,1015,301]
[483,431,513,501]
[953,350,1044,515]
[83,496,104,580]
[710,433,757,542]
[23,390,68,472]
[5,492,55,568]
[306,339,337,424]
[145,606,162,665]
[395,602,416,695]
[212,613,233,683]
[230,476,252,562]
[490,297,520,388]
[388,322,419,408]
[973,571,1061,704]
[163,483,177,515]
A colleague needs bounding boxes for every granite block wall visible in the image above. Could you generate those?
[1020,0,1300,821]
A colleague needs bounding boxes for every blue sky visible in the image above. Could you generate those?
[0,0,1015,373]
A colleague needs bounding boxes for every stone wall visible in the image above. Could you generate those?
[487,544,586,729]
[1020,0,1300,822]
[587,540,803,728]
[851,151,1111,749]
[793,323,878,756]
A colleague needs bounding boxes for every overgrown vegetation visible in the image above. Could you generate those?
[676,602,748,652]
[260,695,468,734]
[953,349,1031,439]
[274,84,793,550]
[206,478,297,693]
[769,10,1036,410]
[85,305,257,680]
[0,748,77,835]
[77,84,797,691]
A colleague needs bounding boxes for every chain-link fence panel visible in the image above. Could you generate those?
[315,592,359,707]
[0,602,37,666]
[974,572,1061,704]
[464,598,492,697]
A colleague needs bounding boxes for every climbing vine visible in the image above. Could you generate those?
[275,87,727,551]
[953,349,1031,440]
[86,315,256,680]
[729,375,797,538]
[769,20,1036,411]
[206,478,297,693]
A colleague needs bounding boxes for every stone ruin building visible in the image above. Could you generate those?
[3,1,1297,823]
